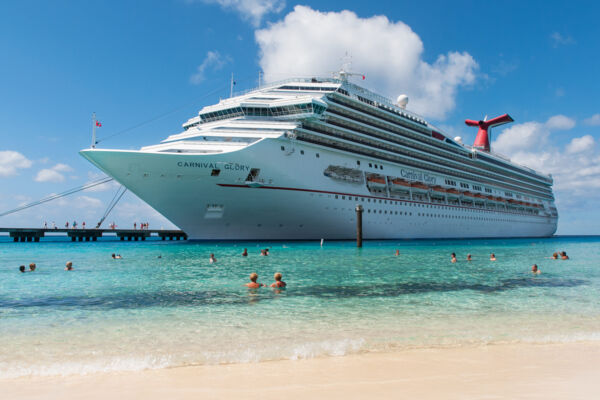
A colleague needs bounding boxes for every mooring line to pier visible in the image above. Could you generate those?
[0,177,114,217]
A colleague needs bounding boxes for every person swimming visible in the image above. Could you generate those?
[270,272,287,288]
[242,248,248,257]
[451,253,457,263]
[29,263,36,272]
[531,264,541,274]
[19,265,26,273]
[209,253,217,263]
[111,253,122,259]
[490,253,497,261]
[65,261,73,271]
[466,254,472,262]
[245,272,265,288]
[560,251,569,260]
[395,249,400,256]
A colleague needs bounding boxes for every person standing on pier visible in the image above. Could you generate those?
[44,221,47,229]
[82,222,86,229]
[65,221,69,229]
[134,222,137,230]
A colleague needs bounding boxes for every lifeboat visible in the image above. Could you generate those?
[495,196,506,202]
[367,176,387,188]
[463,191,477,198]
[410,182,429,191]
[486,195,495,201]
[474,193,486,199]
[390,178,411,188]
[446,188,460,196]
[431,186,447,193]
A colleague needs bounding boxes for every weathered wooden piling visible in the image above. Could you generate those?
[356,204,363,248]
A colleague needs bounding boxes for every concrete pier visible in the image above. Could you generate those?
[1,228,187,242]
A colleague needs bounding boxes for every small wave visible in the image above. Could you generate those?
[0,338,367,379]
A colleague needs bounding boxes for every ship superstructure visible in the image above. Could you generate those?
[81,76,558,239]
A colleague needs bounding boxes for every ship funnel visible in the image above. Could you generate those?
[465,113,514,152]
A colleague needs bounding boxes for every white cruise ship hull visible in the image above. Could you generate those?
[81,139,557,240]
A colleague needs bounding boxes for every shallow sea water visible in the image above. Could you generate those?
[0,236,599,377]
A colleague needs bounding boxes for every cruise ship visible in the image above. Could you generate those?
[80,72,558,239]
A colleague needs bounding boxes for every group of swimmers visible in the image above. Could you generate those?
[19,261,74,272]
[448,252,496,263]
[245,272,286,288]
[209,248,285,288]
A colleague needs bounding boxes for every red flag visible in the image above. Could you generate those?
[362,75,365,80]
[96,121,102,127]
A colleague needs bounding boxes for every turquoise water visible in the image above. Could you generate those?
[1,236,599,378]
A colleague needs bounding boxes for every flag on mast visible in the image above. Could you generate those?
[96,120,102,127]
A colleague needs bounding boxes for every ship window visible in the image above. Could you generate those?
[369,163,372,167]
[281,146,285,151]
[356,160,360,165]
[211,169,220,176]
[316,153,320,158]
[380,165,383,170]
[301,150,304,155]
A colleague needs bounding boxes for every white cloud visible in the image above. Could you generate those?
[566,135,594,154]
[545,114,575,130]
[492,121,548,155]
[0,150,33,177]
[255,6,478,119]
[584,114,600,126]
[34,163,73,183]
[74,195,103,209]
[198,0,285,27]
[492,115,576,155]
[491,116,600,216]
[550,32,575,47]
[190,51,230,84]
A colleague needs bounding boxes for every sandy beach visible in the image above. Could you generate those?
[2,342,599,399]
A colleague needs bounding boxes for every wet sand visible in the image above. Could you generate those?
[2,342,599,399]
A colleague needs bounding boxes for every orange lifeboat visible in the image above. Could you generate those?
[391,178,411,187]
[463,191,476,198]
[367,176,387,187]
[432,186,447,193]
[410,182,429,191]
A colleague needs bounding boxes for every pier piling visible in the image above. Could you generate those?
[356,204,363,248]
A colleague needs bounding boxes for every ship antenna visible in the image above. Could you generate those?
[229,73,234,98]
[91,112,97,149]
[335,52,366,83]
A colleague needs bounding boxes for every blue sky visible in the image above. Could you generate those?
[1,0,599,234]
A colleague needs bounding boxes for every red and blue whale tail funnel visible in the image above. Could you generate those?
[465,114,514,152]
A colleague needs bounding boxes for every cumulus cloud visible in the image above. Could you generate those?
[545,114,575,130]
[255,6,478,119]
[34,163,73,183]
[492,116,600,213]
[584,114,600,126]
[190,51,230,84]
[198,0,285,27]
[492,115,576,155]
[566,135,595,154]
[0,150,33,177]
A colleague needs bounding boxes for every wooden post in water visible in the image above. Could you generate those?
[355,204,363,247]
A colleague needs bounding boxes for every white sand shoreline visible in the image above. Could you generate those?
[2,342,600,399]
